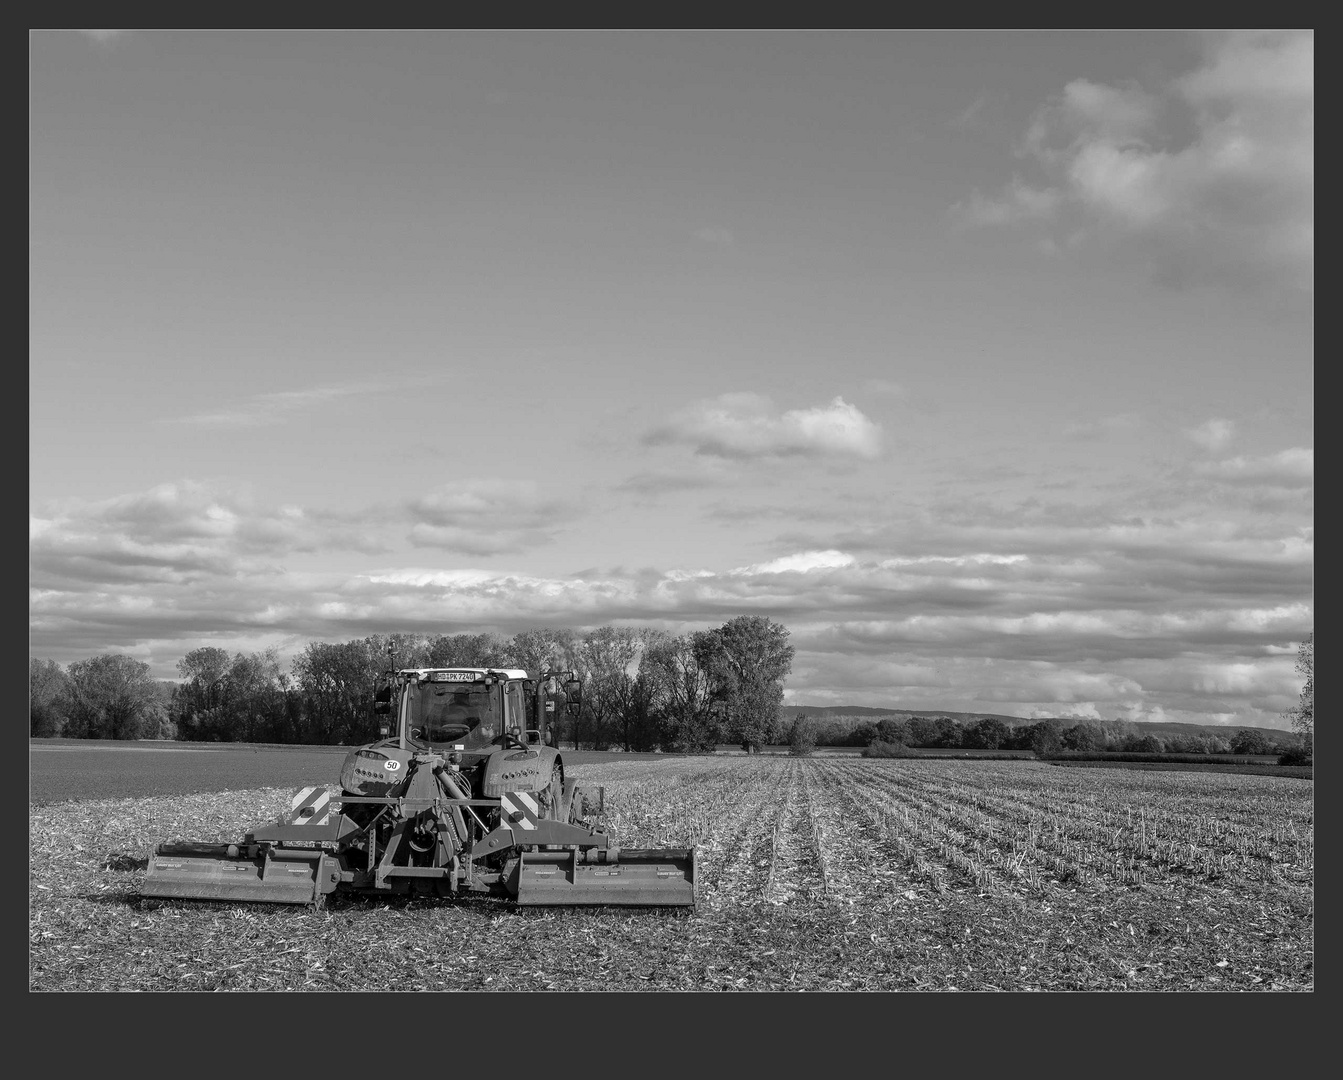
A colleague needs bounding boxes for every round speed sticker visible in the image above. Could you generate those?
[383,759,401,771]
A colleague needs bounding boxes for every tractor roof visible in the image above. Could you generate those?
[398,667,530,681]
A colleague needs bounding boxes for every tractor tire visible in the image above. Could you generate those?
[538,762,564,821]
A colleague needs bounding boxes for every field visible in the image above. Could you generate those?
[29,756,1313,991]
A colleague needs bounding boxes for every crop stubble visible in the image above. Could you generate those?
[29,758,1311,991]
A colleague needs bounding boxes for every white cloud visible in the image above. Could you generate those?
[733,550,855,575]
[29,473,1311,728]
[1186,418,1236,452]
[953,177,1062,228]
[405,480,574,555]
[645,393,882,461]
[960,32,1313,295]
[1194,447,1312,485]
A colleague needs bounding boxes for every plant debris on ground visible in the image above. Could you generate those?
[30,759,1312,991]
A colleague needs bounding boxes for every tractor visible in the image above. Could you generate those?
[141,666,695,908]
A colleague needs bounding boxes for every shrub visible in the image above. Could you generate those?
[862,739,917,759]
[788,715,817,757]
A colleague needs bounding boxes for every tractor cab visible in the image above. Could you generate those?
[375,668,582,754]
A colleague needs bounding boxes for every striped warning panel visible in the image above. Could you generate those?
[288,787,333,826]
[499,791,539,831]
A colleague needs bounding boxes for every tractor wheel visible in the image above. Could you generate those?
[538,762,564,821]
[562,780,587,824]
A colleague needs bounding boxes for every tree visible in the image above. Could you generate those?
[1062,721,1104,752]
[695,616,795,753]
[506,628,577,674]
[931,716,962,748]
[1285,633,1313,743]
[291,640,381,744]
[63,654,168,740]
[1230,729,1272,755]
[428,633,513,669]
[965,717,1010,750]
[175,646,233,739]
[614,670,662,752]
[575,626,640,750]
[30,658,69,737]
[1025,721,1063,756]
[789,713,817,757]
[640,631,720,752]
[874,717,909,745]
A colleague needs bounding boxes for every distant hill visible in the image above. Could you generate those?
[779,705,1292,740]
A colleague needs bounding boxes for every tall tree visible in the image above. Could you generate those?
[63,654,167,740]
[291,640,381,744]
[577,626,641,750]
[694,617,795,753]
[426,633,512,669]
[507,628,577,673]
[1286,632,1313,742]
[30,658,69,737]
[174,647,233,739]
[641,631,720,752]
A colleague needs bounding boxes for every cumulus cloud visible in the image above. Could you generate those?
[1186,417,1237,451]
[1193,447,1312,485]
[29,477,1311,728]
[644,393,882,461]
[955,32,1313,294]
[732,550,855,575]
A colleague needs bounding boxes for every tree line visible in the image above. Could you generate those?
[785,712,1301,757]
[29,616,796,753]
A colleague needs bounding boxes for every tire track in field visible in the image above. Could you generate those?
[698,758,792,908]
[809,759,960,899]
[831,762,1025,898]
[759,759,828,906]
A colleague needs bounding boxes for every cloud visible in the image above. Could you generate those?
[732,550,856,575]
[406,480,574,555]
[644,393,882,461]
[1193,447,1312,485]
[1186,418,1236,451]
[613,468,728,497]
[164,381,383,428]
[957,32,1313,295]
[29,470,1311,728]
[953,177,1063,228]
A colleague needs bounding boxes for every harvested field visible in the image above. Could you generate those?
[29,758,1312,991]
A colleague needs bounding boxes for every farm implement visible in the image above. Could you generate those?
[142,667,696,909]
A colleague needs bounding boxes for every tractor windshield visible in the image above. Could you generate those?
[405,680,502,750]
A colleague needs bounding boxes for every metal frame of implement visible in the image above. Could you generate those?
[144,781,697,909]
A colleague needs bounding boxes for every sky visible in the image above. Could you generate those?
[29,31,1313,728]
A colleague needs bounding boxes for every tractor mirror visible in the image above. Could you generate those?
[564,678,582,709]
